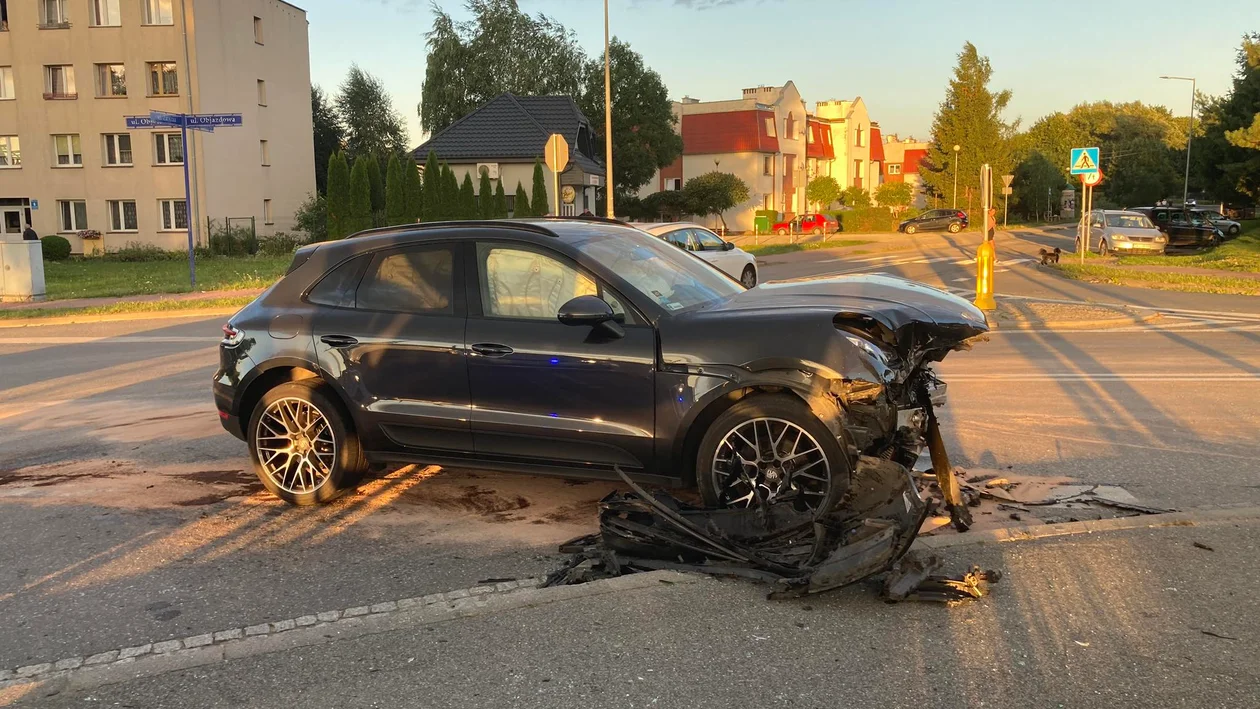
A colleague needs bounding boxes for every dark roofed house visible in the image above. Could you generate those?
[412,93,606,216]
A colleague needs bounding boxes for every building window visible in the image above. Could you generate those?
[806,157,816,178]
[784,113,796,141]
[263,199,273,225]
[855,126,865,147]
[40,0,69,27]
[143,0,173,25]
[53,134,82,166]
[44,65,76,99]
[108,200,138,231]
[253,16,263,44]
[58,200,87,232]
[665,177,681,191]
[154,133,183,165]
[0,136,20,168]
[148,62,178,96]
[764,117,776,138]
[762,193,773,211]
[260,140,270,166]
[91,0,120,26]
[103,133,132,166]
[96,63,126,97]
[763,156,774,176]
[0,67,13,100]
[257,79,267,106]
[887,163,902,175]
[158,199,188,231]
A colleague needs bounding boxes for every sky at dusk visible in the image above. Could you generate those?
[302,0,1254,146]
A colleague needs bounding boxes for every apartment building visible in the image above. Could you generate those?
[882,134,930,208]
[0,0,314,253]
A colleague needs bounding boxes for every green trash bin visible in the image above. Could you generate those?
[753,214,771,235]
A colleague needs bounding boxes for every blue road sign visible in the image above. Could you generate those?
[1070,147,1100,175]
[148,110,185,127]
[125,116,159,129]
[186,113,243,128]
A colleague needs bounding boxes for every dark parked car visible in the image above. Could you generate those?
[898,209,968,234]
[213,219,987,508]
[1130,206,1224,250]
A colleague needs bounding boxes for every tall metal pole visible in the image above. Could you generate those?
[1160,75,1196,206]
[603,0,614,218]
[952,144,960,209]
[181,118,195,287]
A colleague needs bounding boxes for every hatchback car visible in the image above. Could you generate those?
[770,213,837,236]
[1192,208,1242,237]
[898,209,968,234]
[642,222,759,288]
[1076,209,1168,256]
[213,219,987,509]
[1130,206,1223,250]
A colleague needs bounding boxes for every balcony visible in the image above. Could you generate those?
[43,92,78,100]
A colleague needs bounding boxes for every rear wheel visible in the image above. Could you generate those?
[247,380,366,505]
[740,265,757,288]
[812,227,822,236]
[1228,224,1240,236]
[905,225,917,235]
[696,394,849,514]
[947,222,962,233]
[776,228,787,236]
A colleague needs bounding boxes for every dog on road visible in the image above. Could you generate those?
[1039,247,1062,265]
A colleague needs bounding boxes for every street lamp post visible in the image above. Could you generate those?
[603,0,614,218]
[1159,75,1195,207]
[952,144,961,209]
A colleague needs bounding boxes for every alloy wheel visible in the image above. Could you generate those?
[711,417,831,511]
[741,267,757,288]
[255,397,338,495]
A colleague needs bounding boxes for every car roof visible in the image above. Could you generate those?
[1099,210,1146,215]
[641,222,707,235]
[310,218,643,253]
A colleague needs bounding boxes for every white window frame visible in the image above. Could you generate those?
[103,133,132,166]
[107,199,138,232]
[90,0,121,26]
[53,134,83,167]
[41,0,69,26]
[154,132,183,165]
[253,16,263,44]
[263,199,273,225]
[96,63,126,97]
[887,163,902,175]
[58,199,88,232]
[45,65,77,98]
[0,67,14,101]
[257,79,267,106]
[142,0,174,25]
[260,139,270,166]
[158,199,188,232]
[0,136,20,168]
[148,62,178,97]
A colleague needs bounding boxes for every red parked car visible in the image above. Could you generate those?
[771,213,837,236]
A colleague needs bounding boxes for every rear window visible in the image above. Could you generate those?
[306,255,369,308]
[356,245,455,314]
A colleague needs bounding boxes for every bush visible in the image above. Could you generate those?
[294,193,328,243]
[41,235,72,261]
[829,207,895,233]
[207,220,259,256]
[105,242,184,262]
[257,232,306,257]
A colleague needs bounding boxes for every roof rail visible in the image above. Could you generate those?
[348,220,560,239]
[534,215,633,227]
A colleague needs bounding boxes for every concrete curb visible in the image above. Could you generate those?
[0,307,241,329]
[987,309,1164,331]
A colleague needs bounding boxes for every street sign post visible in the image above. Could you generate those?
[1070,147,1103,264]
[544,134,570,216]
[1001,174,1014,228]
[1070,147,1100,176]
[128,111,244,286]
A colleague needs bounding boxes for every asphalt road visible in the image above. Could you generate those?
[2,233,1258,704]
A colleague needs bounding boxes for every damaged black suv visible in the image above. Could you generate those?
[213,219,988,509]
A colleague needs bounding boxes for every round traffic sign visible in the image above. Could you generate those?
[1082,170,1103,187]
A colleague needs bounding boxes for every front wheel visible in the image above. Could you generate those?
[905,225,917,235]
[947,222,962,233]
[247,380,366,505]
[696,394,849,514]
[1098,240,1109,256]
[740,265,757,289]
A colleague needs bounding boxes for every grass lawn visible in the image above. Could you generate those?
[0,296,258,320]
[42,256,291,300]
[1111,219,1260,273]
[744,239,871,256]
[1053,263,1260,296]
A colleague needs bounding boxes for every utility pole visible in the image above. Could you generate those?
[1159,75,1195,206]
[952,144,960,209]
[603,0,615,218]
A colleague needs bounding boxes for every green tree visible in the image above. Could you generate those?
[576,38,683,198]
[682,172,750,230]
[513,181,531,217]
[385,153,406,226]
[478,170,495,219]
[875,181,913,211]
[325,151,351,239]
[920,43,1016,210]
[494,181,508,218]
[336,65,409,161]
[1195,34,1260,202]
[347,156,373,235]
[459,172,477,219]
[1011,151,1064,219]
[444,164,460,219]
[312,86,344,195]
[421,0,586,134]
[403,156,423,224]
[641,190,690,221]
[531,158,550,215]
[841,186,872,208]
[422,151,441,221]
[806,176,842,210]
[364,154,385,223]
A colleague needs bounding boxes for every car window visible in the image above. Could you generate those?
[1106,214,1154,229]
[691,229,726,251]
[662,229,690,250]
[572,229,743,313]
[307,255,370,308]
[356,246,454,314]
[478,244,598,320]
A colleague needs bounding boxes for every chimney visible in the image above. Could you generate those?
[680,95,699,104]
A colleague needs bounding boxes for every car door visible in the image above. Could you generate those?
[689,228,739,278]
[463,240,657,473]
[310,242,471,453]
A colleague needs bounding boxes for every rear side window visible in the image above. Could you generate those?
[306,255,369,308]
[356,245,455,314]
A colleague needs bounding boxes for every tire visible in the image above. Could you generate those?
[247,380,366,505]
[904,225,917,235]
[776,228,787,236]
[947,222,962,233]
[740,265,757,288]
[812,227,823,236]
[1098,240,1109,257]
[1228,224,1240,236]
[695,393,850,514]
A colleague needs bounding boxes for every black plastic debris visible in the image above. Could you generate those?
[882,553,1001,605]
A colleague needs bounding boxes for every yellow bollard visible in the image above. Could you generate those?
[974,239,996,311]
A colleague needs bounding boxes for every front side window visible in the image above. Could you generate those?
[478,244,595,320]
[573,229,743,313]
[0,136,18,168]
[154,133,183,164]
[148,62,178,96]
[104,133,132,166]
[357,246,455,314]
[159,199,187,230]
[143,0,173,24]
[108,200,137,231]
[91,0,120,25]
[45,65,76,98]
[58,200,87,231]
[96,63,126,97]
[692,229,726,251]
[0,67,14,100]
[53,134,82,166]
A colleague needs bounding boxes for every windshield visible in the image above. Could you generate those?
[571,229,744,313]
[1106,214,1155,229]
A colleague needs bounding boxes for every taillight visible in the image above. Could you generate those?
[957,212,966,219]
[221,323,244,347]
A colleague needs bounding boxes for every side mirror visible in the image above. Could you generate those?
[558,295,625,337]
[723,241,735,251]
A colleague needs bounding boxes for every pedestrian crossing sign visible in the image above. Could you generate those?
[1070,147,1100,175]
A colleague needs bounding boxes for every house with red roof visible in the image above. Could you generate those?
[882,135,931,208]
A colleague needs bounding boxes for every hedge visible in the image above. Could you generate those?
[41,235,72,261]
[824,207,897,233]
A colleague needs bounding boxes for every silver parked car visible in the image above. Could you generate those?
[643,223,760,288]
[1077,210,1168,256]
[1193,208,1242,237]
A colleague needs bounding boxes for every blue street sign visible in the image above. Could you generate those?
[1070,147,1100,175]
[148,110,185,127]
[186,113,243,128]
[31,199,39,210]
[125,115,159,129]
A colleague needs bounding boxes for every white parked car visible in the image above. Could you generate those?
[642,223,759,288]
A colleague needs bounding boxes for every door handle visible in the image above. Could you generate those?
[471,343,514,358]
[320,334,359,348]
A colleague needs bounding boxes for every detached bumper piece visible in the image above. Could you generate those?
[546,457,994,601]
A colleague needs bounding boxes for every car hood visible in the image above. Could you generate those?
[658,274,989,368]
